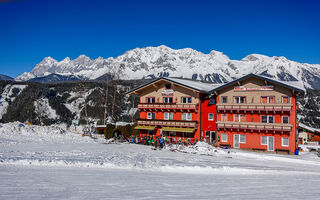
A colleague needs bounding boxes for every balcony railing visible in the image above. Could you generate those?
[138,103,199,111]
[217,103,292,113]
[217,121,292,132]
[137,119,198,128]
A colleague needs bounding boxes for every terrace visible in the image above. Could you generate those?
[138,103,199,112]
[137,119,198,128]
[217,121,292,133]
[217,103,292,113]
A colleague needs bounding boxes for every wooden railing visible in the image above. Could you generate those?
[137,119,198,128]
[217,121,292,132]
[217,103,292,112]
[138,103,198,111]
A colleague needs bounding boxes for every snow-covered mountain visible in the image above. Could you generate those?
[16,45,320,89]
[28,73,81,83]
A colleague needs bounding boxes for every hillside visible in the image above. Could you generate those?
[0,80,142,126]
[0,74,13,81]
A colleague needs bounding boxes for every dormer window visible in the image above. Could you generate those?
[146,97,155,104]
[163,97,173,104]
[282,96,290,103]
[181,97,192,103]
[234,96,246,104]
[261,96,274,104]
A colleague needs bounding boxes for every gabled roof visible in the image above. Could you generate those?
[208,73,305,93]
[127,77,223,94]
[299,123,315,133]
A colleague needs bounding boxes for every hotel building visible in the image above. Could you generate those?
[128,74,304,153]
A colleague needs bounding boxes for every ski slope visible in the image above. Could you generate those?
[0,122,320,199]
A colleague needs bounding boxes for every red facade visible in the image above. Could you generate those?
[129,74,304,154]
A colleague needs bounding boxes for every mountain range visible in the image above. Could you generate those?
[15,45,320,89]
[0,74,13,81]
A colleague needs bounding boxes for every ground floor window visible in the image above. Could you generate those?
[221,133,227,142]
[240,135,246,143]
[147,130,155,135]
[260,136,275,151]
[261,136,267,145]
[282,137,289,147]
[162,131,194,138]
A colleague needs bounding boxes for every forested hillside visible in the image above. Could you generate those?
[297,89,320,128]
[0,80,142,126]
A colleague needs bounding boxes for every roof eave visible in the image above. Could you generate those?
[208,73,305,94]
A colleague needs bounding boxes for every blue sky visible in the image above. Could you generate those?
[0,0,319,78]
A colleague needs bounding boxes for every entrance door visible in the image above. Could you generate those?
[268,136,274,151]
[234,134,240,148]
[209,131,216,143]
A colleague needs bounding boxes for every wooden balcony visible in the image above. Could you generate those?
[217,121,292,133]
[217,103,292,113]
[137,119,198,128]
[138,103,199,112]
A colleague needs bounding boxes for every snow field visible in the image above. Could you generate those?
[1,122,320,199]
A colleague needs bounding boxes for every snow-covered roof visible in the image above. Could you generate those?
[127,77,223,94]
[209,73,306,93]
[298,123,320,133]
[164,77,223,92]
[128,73,305,95]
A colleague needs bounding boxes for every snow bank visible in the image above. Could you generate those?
[166,141,227,156]
[0,122,96,145]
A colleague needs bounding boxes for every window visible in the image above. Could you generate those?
[182,113,192,121]
[268,116,274,123]
[164,112,173,120]
[282,96,290,103]
[208,113,214,121]
[261,96,274,104]
[222,96,228,103]
[282,137,289,147]
[163,97,173,104]
[261,136,267,145]
[282,116,289,124]
[221,114,228,121]
[234,114,246,122]
[165,83,171,89]
[221,133,228,142]
[240,135,246,143]
[146,97,155,103]
[147,112,155,119]
[209,99,216,105]
[234,96,246,104]
[181,97,192,103]
[261,115,268,123]
[261,115,274,123]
